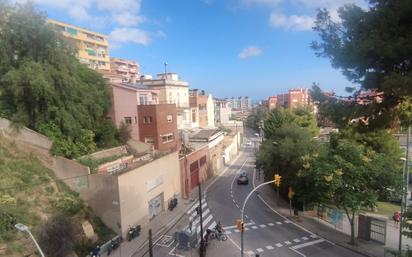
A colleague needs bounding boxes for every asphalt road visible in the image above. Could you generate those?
[205,131,365,257]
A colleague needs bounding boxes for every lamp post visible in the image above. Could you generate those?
[240,180,275,257]
[15,223,45,257]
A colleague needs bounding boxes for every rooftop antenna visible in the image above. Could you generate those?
[164,62,168,77]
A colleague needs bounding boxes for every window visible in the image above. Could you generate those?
[144,116,153,124]
[124,117,132,125]
[161,133,174,143]
[144,137,154,144]
[140,94,148,105]
[167,115,173,123]
[65,27,77,36]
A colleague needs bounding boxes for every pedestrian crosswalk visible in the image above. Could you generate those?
[186,199,217,237]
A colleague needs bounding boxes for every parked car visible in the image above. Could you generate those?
[237,171,249,185]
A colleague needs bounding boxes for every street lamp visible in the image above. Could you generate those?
[399,126,411,253]
[240,180,275,257]
[15,223,46,257]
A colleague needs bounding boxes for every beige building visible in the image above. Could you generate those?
[110,57,140,83]
[47,18,110,71]
[206,94,215,128]
[139,73,191,129]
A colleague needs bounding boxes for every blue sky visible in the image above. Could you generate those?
[27,0,366,100]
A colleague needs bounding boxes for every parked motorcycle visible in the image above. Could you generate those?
[168,196,178,211]
[90,245,101,257]
[107,236,122,255]
[207,228,227,241]
[127,225,141,241]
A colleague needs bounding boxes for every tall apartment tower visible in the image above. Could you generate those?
[47,19,110,71]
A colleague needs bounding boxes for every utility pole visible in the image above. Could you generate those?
[149,229,154,257]
[399,126,410,253]
[198,183,206,257]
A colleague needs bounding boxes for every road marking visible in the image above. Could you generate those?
[268,223,275,226]
[285,220,292,223]
[293,238,301,243]
[223,222,254,230]
[276,243,283,247]
[259,224,266,228]
[302,236,309,240]
[285,241,292,245]
[276,221,282,225]
[291,239,325,250]
[244,227,250,231]
[310,234,318,238]
[234,229,240,232]
[246,251,255,255]
[256,248,264,253]
[226,231,232,235]
[266,245,274,250]
[208,221,217,230]
[168,247,186,257]
[252,226,258,229]
[289,247,307,257]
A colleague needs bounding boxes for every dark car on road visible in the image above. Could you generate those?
[237,171,248,185]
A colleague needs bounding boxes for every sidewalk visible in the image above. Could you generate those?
[254,175,392,257]
[102,150,244,257]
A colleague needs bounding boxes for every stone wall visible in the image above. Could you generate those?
[0,118,52,150]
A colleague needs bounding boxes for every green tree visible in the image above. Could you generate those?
[0,1,118,157]
[246,105,268,131]
[296,133,402,245]
[311,0,412,128]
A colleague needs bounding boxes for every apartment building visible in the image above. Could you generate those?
[47,19,110,71]
[267,96,277,110]
[110,57,140,83]
[214,98,232,126]
[273,88,311,109]
[137,104,178,151]
[230,96,252,111]
[107,83,159,141]
[190,90,208,128]
[139,73,191,129]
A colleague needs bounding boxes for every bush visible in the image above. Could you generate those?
[53,193,83,215]
[37,215,75,257]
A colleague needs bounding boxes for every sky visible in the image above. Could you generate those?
[22,0,367,101]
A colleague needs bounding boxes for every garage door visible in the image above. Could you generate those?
[190,161,199,189]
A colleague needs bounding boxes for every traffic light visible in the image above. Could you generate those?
[236,219,244,232]
[274,174,282,187]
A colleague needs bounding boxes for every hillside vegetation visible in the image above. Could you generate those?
[0,136,114,257]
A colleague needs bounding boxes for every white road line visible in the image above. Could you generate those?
[285,220,292,223]
[285,241,292,245]
[234,229,240,233]
[223,222,254,230]
[256,248,264,253]
[168,246,186,257]
[252,226,258,229]
[302,236,309,240]
[276,221,282,225]
[291,239,325,250]
[276,243,283,247]
[293,238,301,243]
[246,251,255,255]
[244,227,250,231]
[208,221,217,230]
[289,247,307,257]
[259,224,266,228]
[310,234,318,238]
[266,245,274,250]
[268,223,275,226]
[226,231,232,235]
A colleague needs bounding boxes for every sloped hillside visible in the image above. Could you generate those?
[0,136,114,257]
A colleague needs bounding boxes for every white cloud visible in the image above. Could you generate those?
[269,12,314,31]
[239,46,263,59]
[109,27,151,46]
[241,0,282,7]
[68,5,91,21]
[113,12,145,26]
